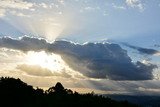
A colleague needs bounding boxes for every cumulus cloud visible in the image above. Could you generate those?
[0,36,158,80]
[126,0,144,11]
[53,41,157,80]
[123,43,160,55]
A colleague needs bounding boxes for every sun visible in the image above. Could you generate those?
[25,51,66,72]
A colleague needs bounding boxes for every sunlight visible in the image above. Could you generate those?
[3,16,66,41]
[25,51,66,72]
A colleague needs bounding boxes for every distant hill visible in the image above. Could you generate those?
[106,94,160,107]
[0,77,137,107]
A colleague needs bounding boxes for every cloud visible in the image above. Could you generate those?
[112,3,126,10]
[0,0,110,41]
[38,3,48,9]
[53,41,157,80]
[0,0,33,10]
[154,44,160,48]
[0,0,67,40]
[123,43,160,55]
[16,64,72,78]
[0,36,48,51]
[0,36,157,80]
[88,79,160,95]
[126,0,144,12]
[10,11,30,17]
[0,0,33,17]
[0,8,5,17]
[17,64,53,76]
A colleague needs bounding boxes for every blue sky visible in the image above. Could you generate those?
[0,0,160,44]
[0,0,160,95]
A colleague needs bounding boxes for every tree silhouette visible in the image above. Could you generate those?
[0,77,138,107]
[54,82,64,92]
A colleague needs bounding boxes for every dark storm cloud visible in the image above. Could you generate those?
[0,36,157,80]
[123,43,160,55]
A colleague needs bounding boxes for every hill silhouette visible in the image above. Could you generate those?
[0,77,138,107]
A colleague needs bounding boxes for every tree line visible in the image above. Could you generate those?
[0,77,138,107]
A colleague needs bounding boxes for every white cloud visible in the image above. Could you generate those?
[0,0,34,17]
[84,6,100,11]
[10,10,30,17]
[0,0,33,10]
[0,8,5,17]
[40,3,48,8]
[126,0,144,12]
[112,3,126,10]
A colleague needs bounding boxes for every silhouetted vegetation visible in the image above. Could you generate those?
[0,77,138,107]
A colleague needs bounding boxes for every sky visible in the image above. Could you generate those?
[0,0,160,95]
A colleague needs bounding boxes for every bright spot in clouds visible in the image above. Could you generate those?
[25,51,67,72]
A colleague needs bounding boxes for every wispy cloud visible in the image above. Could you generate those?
[112,3,126,10]
[126,0,145,12]
[154,44,160,48]
[0,0,33,10]
[17,64,54,77]
[0,0,33,17]
[0,0,108,41]
[123,43,160,55]
[0,8,5,17]
[17,64,72,78]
